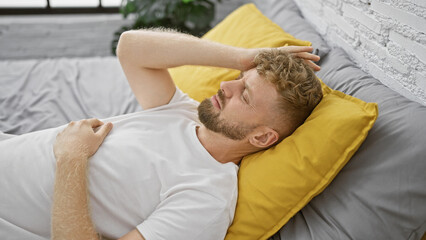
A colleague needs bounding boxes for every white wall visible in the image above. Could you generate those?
[0,14,132,59]
[295,0,426,105]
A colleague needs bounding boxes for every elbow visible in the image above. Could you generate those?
[116,30,133,60]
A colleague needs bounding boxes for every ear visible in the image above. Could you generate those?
[248,126,279,149]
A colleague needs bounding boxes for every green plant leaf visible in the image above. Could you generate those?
[115,0,222,50]
[186,1,214,30]
[121,1,137,18]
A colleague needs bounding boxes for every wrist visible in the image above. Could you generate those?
[239,48,261,71]
[56,154,89,172]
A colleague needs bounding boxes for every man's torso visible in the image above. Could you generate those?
[0,89,238,239]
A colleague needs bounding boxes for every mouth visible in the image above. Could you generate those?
[211,94,221,109]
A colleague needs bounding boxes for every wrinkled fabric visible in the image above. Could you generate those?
[0,57,141,135]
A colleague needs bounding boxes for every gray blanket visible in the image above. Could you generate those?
[0,57,141,135]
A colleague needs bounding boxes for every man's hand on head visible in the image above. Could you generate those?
[53,118,113,162]
[279,46,321,71]
[239,46,321,72]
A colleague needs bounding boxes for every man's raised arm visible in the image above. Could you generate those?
[116,29,319,110]
[116,29,250,110]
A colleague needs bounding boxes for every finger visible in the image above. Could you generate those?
[304,60,320,71]
[293,52,320,62]
[95,122,113,140]
[85,118,104,128]
[281,45,313,53]
[305,60,321,71]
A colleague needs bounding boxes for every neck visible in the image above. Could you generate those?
[196,125,256,165]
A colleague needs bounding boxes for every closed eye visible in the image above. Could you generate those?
[242,89,249,103]
[241,79,256,111]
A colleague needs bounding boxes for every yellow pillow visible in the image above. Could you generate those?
[169,3,311,102]
[169,3,378,240]
[226,88,378,239]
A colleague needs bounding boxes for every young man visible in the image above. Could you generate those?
[0,29,322,240]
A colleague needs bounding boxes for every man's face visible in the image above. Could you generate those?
[198,68,279,140]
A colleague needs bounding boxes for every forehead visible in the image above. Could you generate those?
[243,69,278,109]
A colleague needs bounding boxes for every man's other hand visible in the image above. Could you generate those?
[52,118,113,240]
[54,118,113,161]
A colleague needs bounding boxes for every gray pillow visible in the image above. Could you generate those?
[279,47,426,239]
[252,0,330,59]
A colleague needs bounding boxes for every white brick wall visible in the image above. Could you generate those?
[295,0,426,105]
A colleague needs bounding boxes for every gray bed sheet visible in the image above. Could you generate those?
[0,57,141,135]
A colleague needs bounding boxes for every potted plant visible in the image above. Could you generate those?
[112,0,222,54]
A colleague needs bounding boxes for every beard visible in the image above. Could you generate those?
[197,89,257,141]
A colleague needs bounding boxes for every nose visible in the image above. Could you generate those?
[220,80,242,98]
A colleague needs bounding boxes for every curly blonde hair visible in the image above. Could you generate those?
[254,49,323,139]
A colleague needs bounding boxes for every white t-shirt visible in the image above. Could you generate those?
[0,88,239,240]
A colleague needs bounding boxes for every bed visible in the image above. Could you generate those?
[1,0,425,239]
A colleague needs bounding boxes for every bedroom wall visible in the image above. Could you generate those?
[0,0,245,60]
[294,0,426,105]
[0,14,132,59]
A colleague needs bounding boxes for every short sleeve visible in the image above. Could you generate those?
[168,87,200,107]
[136,189,231,240]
